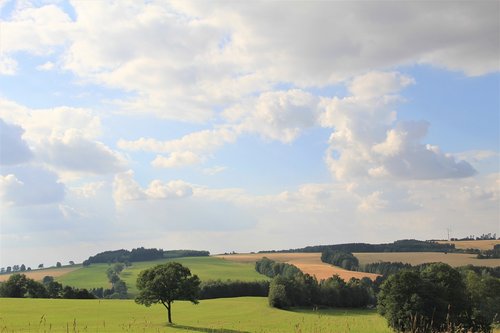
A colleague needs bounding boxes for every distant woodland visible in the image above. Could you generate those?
[82,248,209,266]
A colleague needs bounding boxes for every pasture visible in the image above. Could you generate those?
[0,297,391,333]
[217,253,380,281]
[354,252,500,267]
[436,239,500,251]
[56,256,267,296]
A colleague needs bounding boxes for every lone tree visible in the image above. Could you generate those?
[135,262,200,324]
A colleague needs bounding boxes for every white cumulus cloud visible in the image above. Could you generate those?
[113,170,194,205]
[322,72,476,180]
[225,89,321,143]
[152,151,202,168]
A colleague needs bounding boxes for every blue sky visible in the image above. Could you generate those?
[0,1,498,268]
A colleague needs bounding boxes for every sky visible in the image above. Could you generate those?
[0,0,499,269]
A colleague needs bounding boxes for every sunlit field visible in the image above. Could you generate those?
[56,256,268,296]
[354,252,500,268]
[0,297,391,333]
[436,239,500,251]
[0,265,80,283]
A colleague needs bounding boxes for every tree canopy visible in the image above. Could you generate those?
[135,262,201,324]
[377,263,491,332]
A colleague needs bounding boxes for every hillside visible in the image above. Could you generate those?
[0,265,80,283]
[354,252,500,267]
[218,252,381,281]
[56,256,267,296]
[436,239,500,251]
[269,239,455,253]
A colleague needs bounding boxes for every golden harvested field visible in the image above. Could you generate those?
[217,252,381,281]
[436,239,500,250]
[354,252,500,267]
[0,266,80,282]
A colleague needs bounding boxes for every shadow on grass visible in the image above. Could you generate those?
[288,307,377,317]
[170,324,251,333]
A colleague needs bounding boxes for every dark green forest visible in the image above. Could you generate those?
[262,239,455,254]
[82,248,209,266]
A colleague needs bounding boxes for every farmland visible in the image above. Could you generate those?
[0,297,391,333]
[354,252,500,267]
[1,250,499,332]
[217,253,380,281]
[436,239,500,251]
[0,265,80,283]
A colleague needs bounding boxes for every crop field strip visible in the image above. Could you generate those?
[436,239,500,250]
[354,252,500,267]
[0,265,80,283]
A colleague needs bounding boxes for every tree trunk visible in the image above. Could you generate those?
[161,301,173,324]
[167,302,172,324]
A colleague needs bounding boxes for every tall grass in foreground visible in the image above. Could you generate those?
[0,297,389,333]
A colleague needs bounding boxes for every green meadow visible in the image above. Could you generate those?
[56,257,268,296]
[0,297,391,333]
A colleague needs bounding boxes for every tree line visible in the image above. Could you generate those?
[477,244,500,259]
[378,263,499,332]
[255,258,375,309]
[451,233,497,241]
[256,255,499,331]
[1,261,75,275]
[316,250,500,331]
[198,280,269,299]
[262,239,455,254]
[254,257,302,278]
[83,248,209,266]
[0,264,31,274]
[319,249,414,277]
[321,248,500,280]
[321,249,359,270]
[0,274,94,299]
[92,263,129,299]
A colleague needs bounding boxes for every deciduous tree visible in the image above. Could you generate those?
[135,262,200,324]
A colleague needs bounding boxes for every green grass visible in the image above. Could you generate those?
[56,257,268,296]
[0,297,391,333]
[55,264,113,290]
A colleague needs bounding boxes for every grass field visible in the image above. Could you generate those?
[0,297,391,333]
[217,253,380,281]
[56,257,267,296]
[436,239,500,250]
[354,252,500,267]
